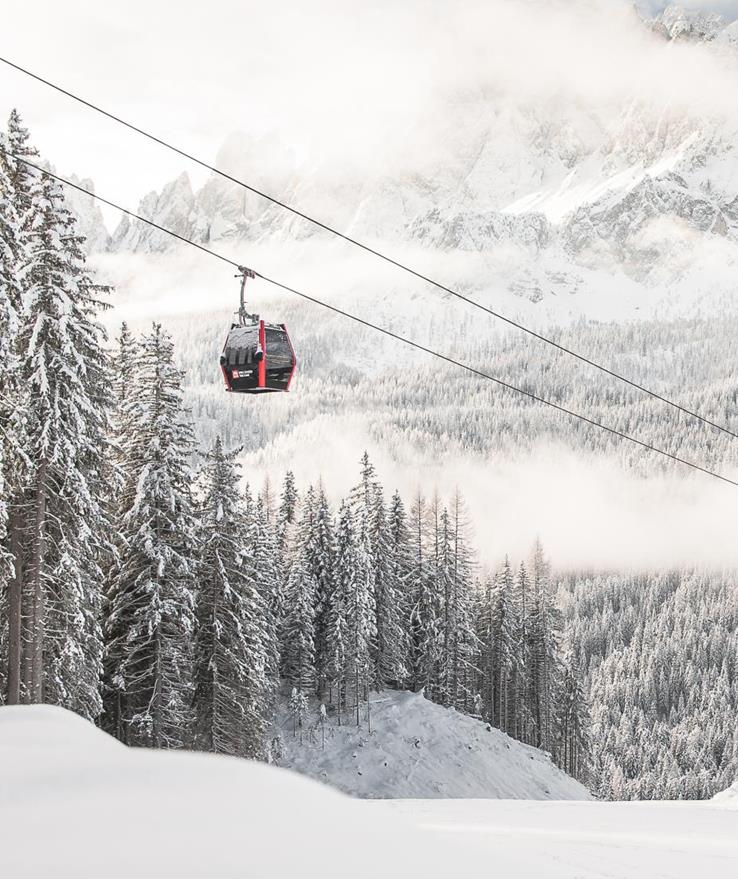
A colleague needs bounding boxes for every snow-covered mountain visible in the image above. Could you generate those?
[97,98,738,308]
[70,4,738,322]
[648,5,728,42]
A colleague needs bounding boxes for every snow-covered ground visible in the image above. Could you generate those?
[386,798,738,878]
[277,689,590,799]
[2,705,737,878]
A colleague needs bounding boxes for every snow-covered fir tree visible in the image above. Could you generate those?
[528,540,563,755]
[0,125,26,703]
[281,490,318,694]
[350,453,407,689]
[10,167,111,717]
[103,323,197,747]
[309,485,337,698]
[478,557,519,733]
[250,493,281,715]
[409,492,441,697]
[192,437,270,758]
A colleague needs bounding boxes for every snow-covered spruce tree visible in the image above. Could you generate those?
[250,493,281,714]
[309,485,337,698]
[1,110,40,705]
[387,489,413,684]
[100,323,138,732]
[557,646,591,784]
[477,557,519,733]
[275,469,299,667]
[435,493,478,712]
[277,470,299,556]
[477,573,496,725]
[192,437,269,758]
[350,453,408,689]
[281,490,318,694]
[103,323,197,748]
[289,686,309,739]
[435,506,455,707]
[408,491,440,695]
[528,540,563,755]
[515,560,534,745]
[0,130,26,702]
[325,501,373,723]
[13,169,111,715]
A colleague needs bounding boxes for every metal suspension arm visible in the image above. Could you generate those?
[236,266,256,324]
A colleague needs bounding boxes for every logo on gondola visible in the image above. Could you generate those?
[233,370,240,379]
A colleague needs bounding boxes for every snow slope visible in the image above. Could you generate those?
[277,689,590,800]
[713,779,738,808]
[0,705,460,879]
[2,705,737,879]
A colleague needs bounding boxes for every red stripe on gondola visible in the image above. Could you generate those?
[283,323,297,391]
[258,320,266,389]
[221,331,232,391]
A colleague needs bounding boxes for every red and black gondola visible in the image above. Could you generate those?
[220,268,296,394]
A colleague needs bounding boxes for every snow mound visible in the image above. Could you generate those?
[277,689,590,799]
[712,779,738,809]
[0,705,477,879]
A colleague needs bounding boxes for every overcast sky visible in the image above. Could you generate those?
[1,0,737,226]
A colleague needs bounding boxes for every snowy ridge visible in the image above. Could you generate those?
[278,689,590,800]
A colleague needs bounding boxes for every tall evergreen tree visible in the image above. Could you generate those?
[192,437,270,757]
[350,454,407,689]
[439,493,479,712]
[1,110,40,705]
[250,494,281,714]
[103,323,197,747]
[0,127,26,703]
[305,484,336,697]
[409,492,439,695]
[281,488,318,694]
[528,540,563,754]
[326,501,376,723]
[13,170,111,716]
[558,646,591,783]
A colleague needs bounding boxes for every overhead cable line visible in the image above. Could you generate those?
[1,54,737,441]
[5,150,738,489]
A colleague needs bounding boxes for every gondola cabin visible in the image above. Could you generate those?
[220,318,296,394]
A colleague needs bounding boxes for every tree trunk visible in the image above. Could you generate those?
[6,507,24,704]
[29,460,48,702]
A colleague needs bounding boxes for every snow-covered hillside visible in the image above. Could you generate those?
[2,706,737,878]
[277,689,590,799]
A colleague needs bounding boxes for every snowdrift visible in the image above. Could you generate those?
[713,779,738,809]
[278,689,590,799]
[3,705,738,879]
[0,705,469,879]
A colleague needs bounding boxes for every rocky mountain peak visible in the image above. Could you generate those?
[648,4,727,42]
